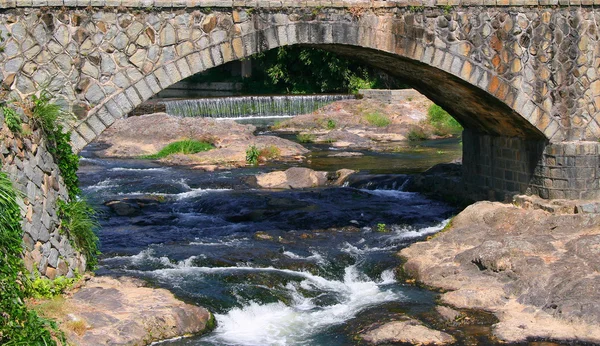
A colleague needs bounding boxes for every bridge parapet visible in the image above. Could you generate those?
[1,0,600,9]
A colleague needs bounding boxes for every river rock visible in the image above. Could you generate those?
[400,200,600,343]
[105,200,141,216]
[50,276,214,345]
[436,305,461,322]
[95,113,308,167]
[361,319,455,345]
[255,167,355,189]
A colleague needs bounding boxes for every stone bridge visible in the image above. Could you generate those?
[2,0,600,200]
[4,0,600,278]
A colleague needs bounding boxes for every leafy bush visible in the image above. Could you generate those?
[246,145,260,165]
[427,104,463,136]
[0,172,63,345]
[142,140,213,159]
[57,199,100,271]
[242,46,401,94]
[376,223,389,232]
[2,106,22,134]
[296,133,316,143]
[348,72,378,93]
[365,112,391,127]
[29,276,77,299]
[326,119,336,130]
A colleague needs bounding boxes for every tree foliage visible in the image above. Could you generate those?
[242,47,403,94]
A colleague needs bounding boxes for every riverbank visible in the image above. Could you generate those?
[400,198,600,344]
[28,276,214,345]
[271,93,458,150]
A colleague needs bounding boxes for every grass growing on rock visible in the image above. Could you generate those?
[364,112,391,127]
[57,199,100,271]
[297,133,316,143]
[142,140,213,159]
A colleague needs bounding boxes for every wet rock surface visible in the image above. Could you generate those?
[361,319,455,345]
[56,276,214,345]
[253,167,355,189]
[400,201,600,343]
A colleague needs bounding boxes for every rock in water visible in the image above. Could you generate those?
[255,167,355,189]
[62,276,214,345]
[361,319,455,345]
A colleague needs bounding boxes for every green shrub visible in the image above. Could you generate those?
[427,104,463,135]
[0,172,63,345]
[57,199,100,271]
[30,276,77,299]
[376,223,389,232]
[296,133,316,143]
[407,127,430,141]
[326,119,336,130]
[2,106,22,134]
[246,145,260,165]
[142,140,213,159]
[365,112,391,127]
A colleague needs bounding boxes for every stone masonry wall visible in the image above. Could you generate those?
[1,5,599,149]
[463,130,600,200]
[0,113,86,279]
[359,89,424,104]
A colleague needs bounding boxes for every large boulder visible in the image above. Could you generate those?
[58,276,214,345]
[361,319,455,345]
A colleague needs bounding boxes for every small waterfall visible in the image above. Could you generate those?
[162,94,354,119]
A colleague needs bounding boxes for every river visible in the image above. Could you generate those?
[77,126,474,345]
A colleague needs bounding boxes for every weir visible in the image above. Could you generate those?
[162,95,354,119]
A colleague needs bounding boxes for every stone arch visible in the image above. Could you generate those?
[65,10,555,152]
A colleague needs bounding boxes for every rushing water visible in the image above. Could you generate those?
[163,95,354,119]
[78,136,465,345]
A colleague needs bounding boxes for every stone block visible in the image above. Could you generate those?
[145,74,162,94]
[70,131,87,153]
[86,114,107,135]
[114,93,134,114]
[134,79,154,101]
[200,49,214,70]
[125,87,142,108]
[76,121,97,143]
[210,45,224,66]
[105,99,125,119]
[154,67,173,89]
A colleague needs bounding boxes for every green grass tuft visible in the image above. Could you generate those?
[58,199,100,271]
[407,127,430,141]
[142,140,213,159]
[365,112,391,127]
[296,133,316,143]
